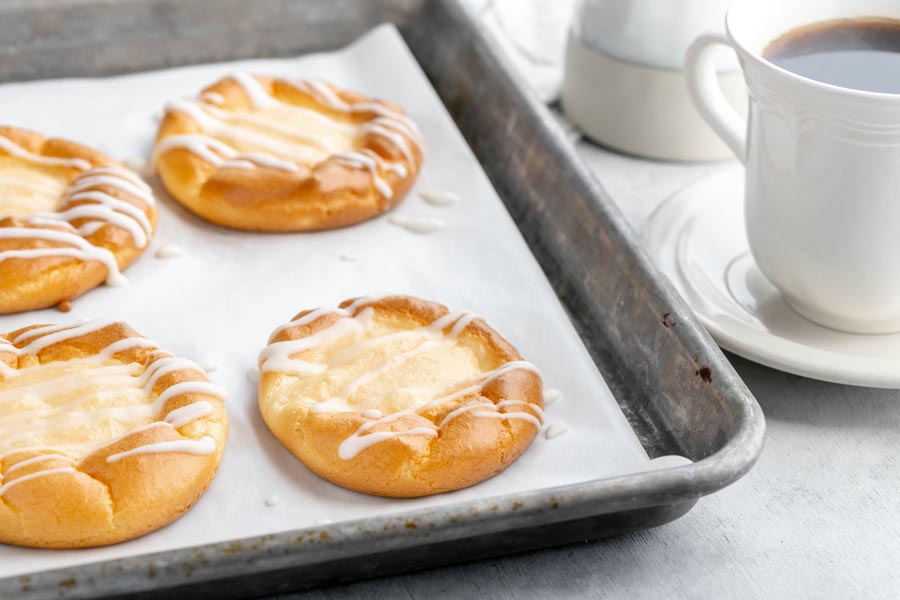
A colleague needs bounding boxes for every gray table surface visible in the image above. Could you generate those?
[282,5,900,598]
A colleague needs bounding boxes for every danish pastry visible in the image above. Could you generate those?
[153,74,423,231]
[0,320,228,548]
[0,126,157,313]
[258,296,543,498]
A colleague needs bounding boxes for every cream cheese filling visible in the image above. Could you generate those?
[0,158,68,216]
[266,309,488,416]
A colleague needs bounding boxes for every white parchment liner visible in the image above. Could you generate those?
[0,25,686,578]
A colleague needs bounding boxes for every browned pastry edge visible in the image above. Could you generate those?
[259,296,543,498]
[0,322,228,549]
[154,76,423,232]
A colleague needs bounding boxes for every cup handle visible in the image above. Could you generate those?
[685,33,747,163]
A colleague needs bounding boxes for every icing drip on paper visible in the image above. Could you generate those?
[200,91,225,105]
[0,321,225,495]
[261,299,543,460]
[0,134,91,171]
[388,215,444,234]
[419,190,459,206]
[543,389,562,406]
[544,421,568,439]
[155,244,184,259]
[157,74,420,198]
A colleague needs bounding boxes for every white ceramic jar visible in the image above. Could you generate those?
[562,0,747,161]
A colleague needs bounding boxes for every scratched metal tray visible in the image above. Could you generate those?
[0,0,765,597]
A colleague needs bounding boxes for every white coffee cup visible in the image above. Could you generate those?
[686,0,900,334]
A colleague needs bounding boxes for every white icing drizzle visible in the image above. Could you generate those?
[98,336,160,357]
[229,72,281,109]
[543,389,563,406]
[332,150,394,198]
[544,421,568,439]
[259,309,372,375]
[106,436,216,463]
[419,190,459,206]
[13,322,82,345]
[157,74,420,198]
[164,401,215,428]
[263,303,543,460]
[200,91,226,105]
[224,152,299,172]
[153,381,226,406]
[0,323,225,494]
[165,98,333,163]
[471,409,542,429]
[155,244,184,259]
[388,215,444,234]
[221,159,256,170]
[437,400,494,428]
[41,203,148,247]
[240,152,300,172]
[267,296,382,342]
[416,360,542,413]
[67,171,154,206]
[88,165,150,189]
[18,320,115,354]
[0,135,91,171]
[288,78,423,142]
[359,120,415,164]
[152,134,238,166]
[0,162,154,280]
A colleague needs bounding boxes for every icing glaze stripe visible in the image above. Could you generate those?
[263,303,543,460]
[0,135,91,171]
[0,323,226,492]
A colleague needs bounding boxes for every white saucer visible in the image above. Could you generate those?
[644,167,900,389]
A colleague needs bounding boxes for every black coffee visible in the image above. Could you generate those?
[764,18,900,94]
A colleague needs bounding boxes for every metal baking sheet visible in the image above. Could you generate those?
[0,0,765,598]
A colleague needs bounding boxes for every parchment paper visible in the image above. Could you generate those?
[0,24,686,578]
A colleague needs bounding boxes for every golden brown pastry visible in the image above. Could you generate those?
[0,321,228,549]
[258,295,543,498]
[153,74,423,231]
[0,126,158,314]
